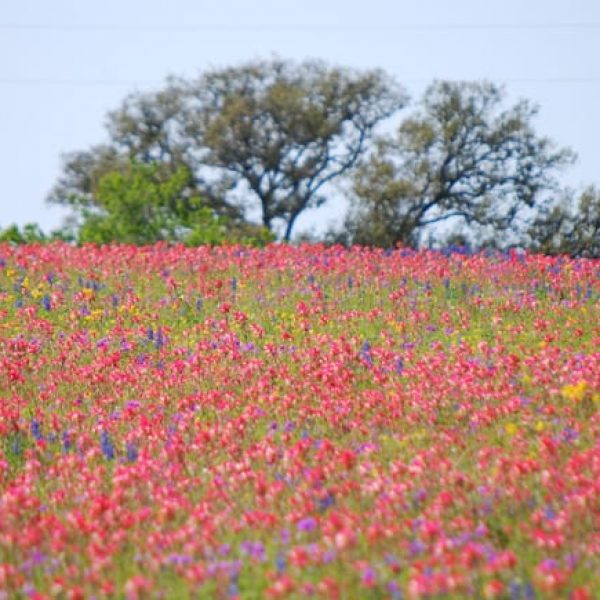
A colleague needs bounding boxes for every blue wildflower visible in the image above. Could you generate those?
[360,340,373,366]
[508,581,522,600]
[228,580,239,598]
[11,436,22,457]
[155,328,165,349]
[126,442,138,462]
[100,431,115,460]
[561,427,579,443]
[523,582,535,600]
[318,493,335,512]
[31,419,43,441]
[276,553,286,574]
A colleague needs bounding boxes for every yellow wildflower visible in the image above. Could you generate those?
[561,381,588,402]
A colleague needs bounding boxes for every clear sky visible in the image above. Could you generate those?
[1,0,599,237]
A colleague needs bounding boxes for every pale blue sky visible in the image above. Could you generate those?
[1,0,599,237]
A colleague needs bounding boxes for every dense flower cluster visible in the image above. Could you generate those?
[0,243,599,599]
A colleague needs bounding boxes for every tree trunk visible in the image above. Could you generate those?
[283,212,301,242]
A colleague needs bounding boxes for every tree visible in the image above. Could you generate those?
[0,223,47,244]
[0,223,72,244]
[180,58,406,240]
[71,161,230,246]
[48,58,406,241]
[341,80,575,248]
[527,186,600,257]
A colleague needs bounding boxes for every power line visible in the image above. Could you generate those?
[1,22,600,32]
[1,77,600,87]
[0,78,159,87]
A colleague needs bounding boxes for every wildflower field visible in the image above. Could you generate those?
[0,243,599,599]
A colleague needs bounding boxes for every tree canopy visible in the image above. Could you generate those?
[73,161,229,246]
[179,59,406,240]
[340,81,575,248]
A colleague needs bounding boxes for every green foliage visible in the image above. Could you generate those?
[74,161,230,246]
[341,80,575,249]
[0,223,73,244]
[221,222,276,247]
[0,223,46,244]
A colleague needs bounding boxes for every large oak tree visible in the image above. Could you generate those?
[341,80,575,248]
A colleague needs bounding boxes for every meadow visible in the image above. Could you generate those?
[0,243,598,599]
